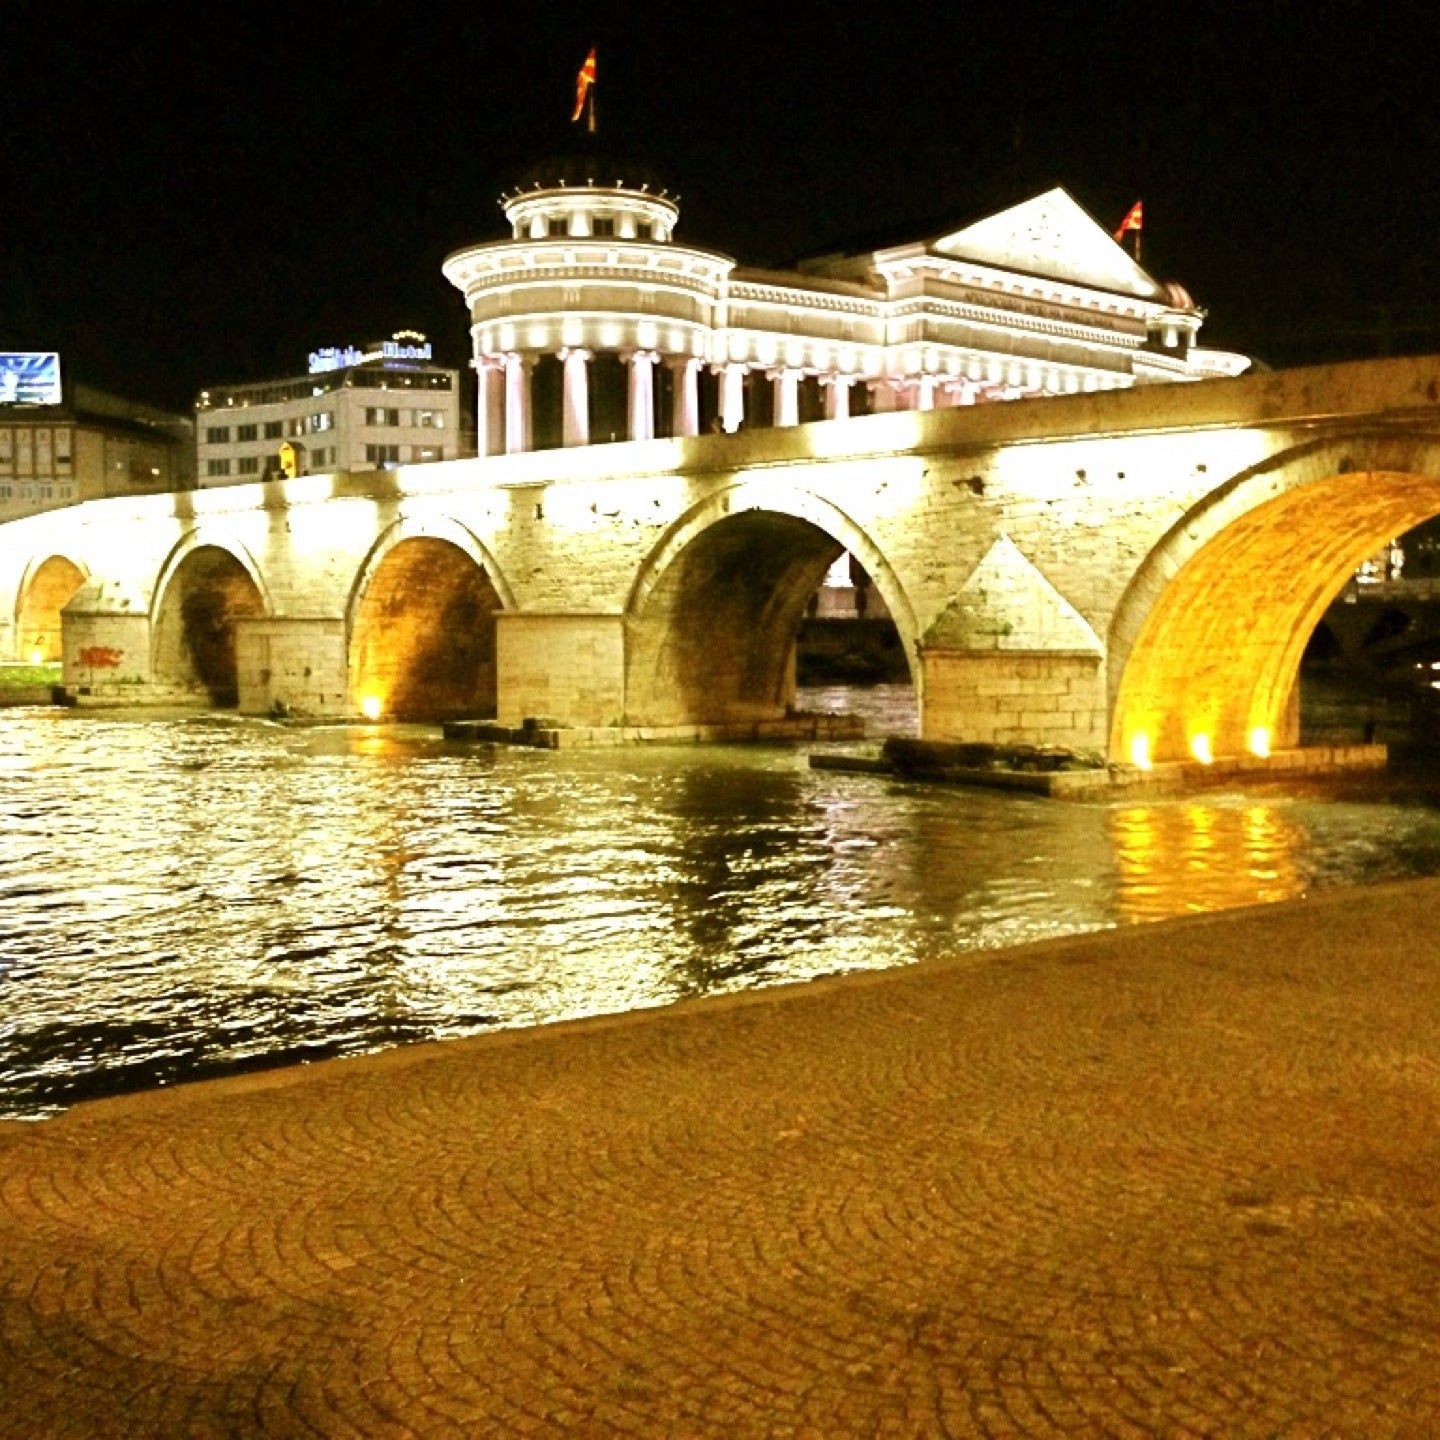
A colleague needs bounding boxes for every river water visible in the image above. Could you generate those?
[5,686,1440,1120]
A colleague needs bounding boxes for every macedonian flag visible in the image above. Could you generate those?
[1113,200,1144,242]
[571,47,597,125]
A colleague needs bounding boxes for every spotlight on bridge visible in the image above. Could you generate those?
[1189,733,1214,765]
[28,648,44,666]
[1248,727,1272,759]
[360,694,384,722]
[1129,734,1153,770]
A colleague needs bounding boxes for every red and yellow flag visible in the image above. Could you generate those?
[1113,200,1144,241]
[571,47,597,125]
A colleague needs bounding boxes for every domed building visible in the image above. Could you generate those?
[442,159,1249,456]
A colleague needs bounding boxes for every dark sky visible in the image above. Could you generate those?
[4,1,1440,413]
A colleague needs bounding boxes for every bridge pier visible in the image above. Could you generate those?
[495,613,625,728]
[60,578,154,700]
[919,649,1106,753]
[235,618,348,718]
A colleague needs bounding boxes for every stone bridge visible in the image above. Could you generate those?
[6,354,1440,764]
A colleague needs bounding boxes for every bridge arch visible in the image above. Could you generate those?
[150,531,271,706]
[1108,434,1440,764]
[624,479,920,727]
[346,515,513,721]
[15,553,89,662]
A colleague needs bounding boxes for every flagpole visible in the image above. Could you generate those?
[588,82,596,135]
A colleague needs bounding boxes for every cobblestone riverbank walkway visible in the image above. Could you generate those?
[3,879,1439,1437]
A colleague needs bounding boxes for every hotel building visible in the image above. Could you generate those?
[194,333,461,487]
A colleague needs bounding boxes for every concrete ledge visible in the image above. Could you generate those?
[811,742,1389,798]
[0,685,63,708]
[445,713,868,748]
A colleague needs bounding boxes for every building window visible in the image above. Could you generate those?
[415,446,443,463]
[364,443,400,466]
[206,459,231,477]
[414,410,446,428]
[238,456,260,475]
[288,417,306,437]
[263,420,282,439]
[592,216,616,237]
[205,426,231,444]
[236,423,258,442]
[310,411,333,432]
[365,407,400,427]
[547,217,568,237]
[636,221,653,241]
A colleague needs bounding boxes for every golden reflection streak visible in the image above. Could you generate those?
[1110,799,1304,924]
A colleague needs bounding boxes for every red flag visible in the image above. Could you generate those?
[571,47,596,124]
[1113,200,1144,241]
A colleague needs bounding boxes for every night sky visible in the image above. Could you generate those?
[5,1,1440,414]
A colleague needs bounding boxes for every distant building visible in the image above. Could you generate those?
[194,332,462,488]
[443,158,1251,455]
[0,359,193,523]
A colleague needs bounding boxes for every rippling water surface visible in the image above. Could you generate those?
[5,691,1440,1118]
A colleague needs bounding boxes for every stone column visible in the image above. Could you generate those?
[821,374,853,421]
[503,352,531,454]
[773,368,801,427]
[559,348,591,447]
[915,375,938,411]
[474,356,503,456]
[720,362,748,433]
[672,357,702,437]
[628,350,658,442]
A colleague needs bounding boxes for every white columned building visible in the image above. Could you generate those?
[442,160,1249,455]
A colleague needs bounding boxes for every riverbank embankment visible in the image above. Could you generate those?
[2,881,1438,1435]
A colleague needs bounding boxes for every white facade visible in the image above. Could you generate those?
[442,163,1250,455]
[195,337,460,487]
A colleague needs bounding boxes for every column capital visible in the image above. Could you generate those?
[627,348,661,366]
[557,346,593,364]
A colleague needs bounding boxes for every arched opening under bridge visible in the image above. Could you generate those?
[151,546,266,706]
[626,504,918,732]
[348,536,504,721]
[16,555,86,663]
[1111,468,1440,765]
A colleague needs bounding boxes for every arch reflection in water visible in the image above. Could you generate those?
[1109,799,1305,924]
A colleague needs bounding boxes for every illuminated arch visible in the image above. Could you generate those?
[149,530,271,705]
[1108,434,1440,764]
[14,553,88,662]
[346,515,513,720]
[625,479,920,726]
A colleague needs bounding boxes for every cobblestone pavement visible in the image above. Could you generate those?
[3,880,1440,1438]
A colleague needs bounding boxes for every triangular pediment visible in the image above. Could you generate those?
[925,535,1102,652]
[930,188,1164,300]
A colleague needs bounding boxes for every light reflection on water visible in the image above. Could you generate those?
[4,697,1440,1118]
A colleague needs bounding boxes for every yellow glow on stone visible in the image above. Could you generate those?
[1248,726,1272,758]
[1189,733,1214,765]
[1129,733,1153,770]
[360,694,383,721]
[29,648,45,666]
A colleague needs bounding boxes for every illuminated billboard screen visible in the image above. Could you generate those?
[0,353,62,405]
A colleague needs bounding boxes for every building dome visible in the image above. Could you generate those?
[499,150,680,243]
